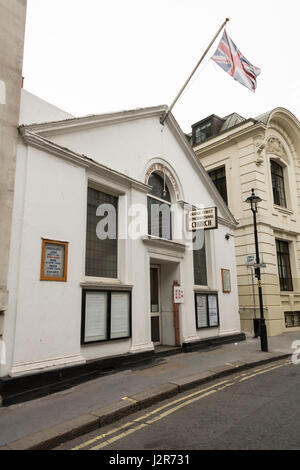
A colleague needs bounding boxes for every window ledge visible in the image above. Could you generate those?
[273,205,293,215]
[142,235,186,252]
[81,281,133,291]
[194,287,218,293]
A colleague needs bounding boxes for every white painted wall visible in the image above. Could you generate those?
[19,89,74,125]
[49,117,229,221]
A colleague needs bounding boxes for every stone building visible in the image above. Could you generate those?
[191,108,300,336]
[0,1,27,355]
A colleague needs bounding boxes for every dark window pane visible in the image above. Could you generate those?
[194,121,212,144]
[193,232,207,286]
[148,197,172,240]
[209,166,228,205]
[271,161,287,207]
[151,316,160,343]
[150,267,159,313]
[276,240,293,291]
[148,173,171,202]
[85,188,118,278]
[285,312,300,328]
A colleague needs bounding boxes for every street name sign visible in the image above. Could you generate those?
[246,254,263,266]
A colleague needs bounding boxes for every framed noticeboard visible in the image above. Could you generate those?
[40,239,68,282]
[221,269,231,293]
[81,290,132,344]
[195,292,219,329]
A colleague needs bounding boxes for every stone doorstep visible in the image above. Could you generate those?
[0,352,291,451]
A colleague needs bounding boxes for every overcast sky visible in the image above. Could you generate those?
[23,0,300,133]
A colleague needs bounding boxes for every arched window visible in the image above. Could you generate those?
[148,173,171,202]
[271,160,287,208]
[147,172,172,240]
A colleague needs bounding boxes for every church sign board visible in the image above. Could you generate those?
[188,207,218,231]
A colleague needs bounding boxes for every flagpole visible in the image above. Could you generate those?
[160,18,230,125]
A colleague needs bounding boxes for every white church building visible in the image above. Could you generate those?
[0,91,243,390]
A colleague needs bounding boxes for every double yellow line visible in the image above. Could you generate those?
[72,359,291,451]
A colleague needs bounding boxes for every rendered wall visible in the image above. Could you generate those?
[3,102,241,376]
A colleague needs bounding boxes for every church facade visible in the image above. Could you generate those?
[0,91,242,379]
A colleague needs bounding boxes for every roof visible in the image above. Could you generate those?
[220,113,246,131]
[19,103,238,228]
[254,111,273,125]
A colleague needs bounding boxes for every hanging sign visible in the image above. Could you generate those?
[188,207,218,231]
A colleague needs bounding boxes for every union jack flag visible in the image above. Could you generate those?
[211,29,261,92]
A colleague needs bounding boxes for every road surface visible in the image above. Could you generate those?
[56,358,300,451]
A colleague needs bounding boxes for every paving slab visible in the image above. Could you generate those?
[6,414,99,450]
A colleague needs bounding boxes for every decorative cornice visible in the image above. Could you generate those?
[19,105,169,136]
[236,218,300,236]
[218,216,237,230]
[193,121,267,155]
[266,137,288,160]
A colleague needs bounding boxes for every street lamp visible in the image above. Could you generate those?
[245,189,268,352]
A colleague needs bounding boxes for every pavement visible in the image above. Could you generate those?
[0,331,299,450]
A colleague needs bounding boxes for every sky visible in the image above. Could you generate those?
[23,0,300,133]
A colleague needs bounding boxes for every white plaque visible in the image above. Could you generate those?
[208,295,219,327]
[174,287,184,304]
[196,295,208,328]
